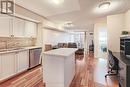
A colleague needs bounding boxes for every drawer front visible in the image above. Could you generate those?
[118,61,126,87]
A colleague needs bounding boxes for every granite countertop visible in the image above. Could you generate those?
[0,46,42,54]
[113,52,130,66]
[43,48,78,57]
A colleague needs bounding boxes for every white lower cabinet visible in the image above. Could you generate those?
[17,50,29,73]
[0,53,16,81]
[0,50,29,81]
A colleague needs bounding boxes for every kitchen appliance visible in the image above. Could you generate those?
[29,48,42,69]
[120,37,130,58]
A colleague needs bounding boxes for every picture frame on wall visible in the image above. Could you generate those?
[1,0,14,14]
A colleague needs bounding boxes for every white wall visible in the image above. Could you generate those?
[94,9,130,55]
[94,19,107,58]
[107,9,130,52]
[42,29,72,47]
[107,14,125,52]
[125,10,130,31]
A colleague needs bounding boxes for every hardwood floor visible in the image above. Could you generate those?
[0,53,119,87]
[0,66,44,87]
[70,53,119,87]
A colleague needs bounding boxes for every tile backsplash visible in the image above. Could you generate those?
[0,37,36,49]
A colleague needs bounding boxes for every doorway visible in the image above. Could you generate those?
[98,29,107,58]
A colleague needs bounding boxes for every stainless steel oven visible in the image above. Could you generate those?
[29,48,42,69]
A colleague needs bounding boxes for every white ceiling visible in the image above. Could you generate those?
[15,0,130,31]
[15,0,80,16]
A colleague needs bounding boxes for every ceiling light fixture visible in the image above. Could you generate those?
[52,0,64,5]
[64,22,74,28]
[99,2,110,10]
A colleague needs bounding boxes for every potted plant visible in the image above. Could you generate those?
[122,31,129,36]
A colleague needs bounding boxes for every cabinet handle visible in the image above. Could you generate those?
[10,35,14,38]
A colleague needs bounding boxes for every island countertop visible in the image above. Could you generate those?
[113,52,130,66]
[43,48,78,57]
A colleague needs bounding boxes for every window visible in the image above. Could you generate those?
[72,32,85,48]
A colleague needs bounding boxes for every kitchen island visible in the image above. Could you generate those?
[43,48,77,87]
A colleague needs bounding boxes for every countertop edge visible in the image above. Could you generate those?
[43,52,75,57]
[113,52,130,66]
[43,48,78,57]
[0,46,42,54]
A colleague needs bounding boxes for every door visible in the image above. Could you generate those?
[17,50,29,73]
[98,29,107,58]
[1,53,16,80]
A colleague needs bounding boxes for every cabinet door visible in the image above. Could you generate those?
[0,17,12,37]
[25,21,37,38]
[0,55,2,80]
[17,50,29,73]
[13,18,25,37]
[0,53,16,80]
[118,61,126,87]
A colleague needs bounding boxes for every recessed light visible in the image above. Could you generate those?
[99,2,110,10]
[52,0,64,5]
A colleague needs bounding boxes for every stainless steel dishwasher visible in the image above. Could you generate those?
[29,48,42,69]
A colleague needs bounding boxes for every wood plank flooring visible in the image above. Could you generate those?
[70,53,119,87]
[0,66,44,87]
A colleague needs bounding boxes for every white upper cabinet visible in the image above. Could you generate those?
[13,18,25,37]
[0,15,37,38]
[0,17,12,37]
[25,21,37,38]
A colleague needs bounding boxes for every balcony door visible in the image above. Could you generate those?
[98,29,107,58]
